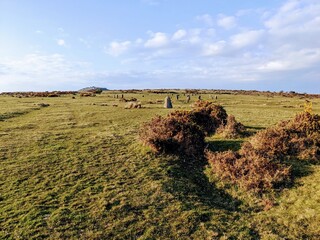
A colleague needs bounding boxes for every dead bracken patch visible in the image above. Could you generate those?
[248,112,320,161]
[140,101,246,157]
[217,115,246,139]
[139,114,205,157]
[207,112,320,193]
[206,149,291,193]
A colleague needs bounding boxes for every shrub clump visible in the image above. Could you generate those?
[207,112,320,193]
[168,110,215,136]
[206,150,291,193]
[139,114,205,157]
[139,101,246,158]
[217,115,246,139]
[192,101,228,135]
[248,112,320,161]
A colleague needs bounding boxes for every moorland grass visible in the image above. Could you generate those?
[0,91,319,239]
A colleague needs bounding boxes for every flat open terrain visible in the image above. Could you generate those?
[1,91,320,239]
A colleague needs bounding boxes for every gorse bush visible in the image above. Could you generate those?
[249,112,320,161]
[193,101,228,133]
[168,110,216,136]
[207,112,320,193]
[192,101,245,138]
[206,150,291,193]
[139,114,205,157]
[140,101,246,158]
[217,115,246,139]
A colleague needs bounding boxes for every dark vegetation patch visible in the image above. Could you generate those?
[0,108,41,121]
[0,111,29,121]
[140,99,319,195]
[217,115,247,139]
[207,112,320,193]
[206,150,291,193]
[140,101,246,158]
[139,114,206,157]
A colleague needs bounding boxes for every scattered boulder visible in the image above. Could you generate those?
[186,95,191,103]
[125,102,142,109]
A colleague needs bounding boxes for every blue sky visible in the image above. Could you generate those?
[1,0,320,92]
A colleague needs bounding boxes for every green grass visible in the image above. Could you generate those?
[0,92,319,239]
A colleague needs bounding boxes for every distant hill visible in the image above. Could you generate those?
[78,86,109,92]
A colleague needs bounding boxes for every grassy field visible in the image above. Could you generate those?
[1,91,319,239]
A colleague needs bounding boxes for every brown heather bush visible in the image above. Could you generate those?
[191,101,229,135]
[193,100,228,128]
[168,110,216,136]
[139,101,246,160]
[217,115,246,139]
[206,150,291,193]
[139,114,205,157]
[247,127,291,159]
[207,112,320,193]
[165,102,231,137]
[248,112,320,161]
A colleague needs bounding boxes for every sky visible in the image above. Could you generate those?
[1,0,320,93]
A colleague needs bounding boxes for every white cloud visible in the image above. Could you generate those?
[196,14,214,26]
[230,30,264,48]
[187,29,202,44]
[135,38,144,44]
[172,29,187,41]
[217,15,237,29]
[0,54,95,91]
[57,39,66,47]
[106,41,131,56]
[265,0,320,31]
[144,32,169,48]
[259,48,320,71]
[202,41,226,56]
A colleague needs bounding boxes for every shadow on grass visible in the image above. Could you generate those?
[244,126,266,136]
[0,111,28,121]
[0,108,40,121]
[162,155,241,212]
[206,139,244,152]
[244,126,265,130]
[283,158,319,189]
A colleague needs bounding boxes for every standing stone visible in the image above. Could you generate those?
[176,94,179,100]
[198,95,201,100]
[164,96,173,108]
[186,95,191,103]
